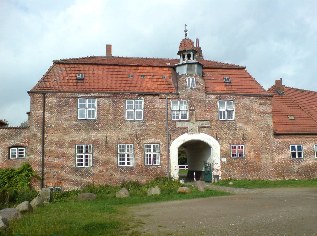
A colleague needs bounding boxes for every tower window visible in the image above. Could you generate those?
[187,77,196,89]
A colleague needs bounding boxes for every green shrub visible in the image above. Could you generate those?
[0,163,38,208]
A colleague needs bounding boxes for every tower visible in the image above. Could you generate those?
[175,25,203,76]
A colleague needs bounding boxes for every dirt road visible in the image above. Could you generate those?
[130,187,317,235]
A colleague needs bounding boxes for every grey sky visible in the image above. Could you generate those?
[1,0,316,126]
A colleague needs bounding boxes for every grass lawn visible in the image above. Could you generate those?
[2,179,228,236]
[215,179,317,189]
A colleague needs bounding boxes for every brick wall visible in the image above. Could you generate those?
[1,75,316,190]
[0,127,29,168]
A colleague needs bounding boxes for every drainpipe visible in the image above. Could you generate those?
[165,96,170,179]
[41,93,46,188]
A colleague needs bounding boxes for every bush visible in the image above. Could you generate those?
[0,163,38,208]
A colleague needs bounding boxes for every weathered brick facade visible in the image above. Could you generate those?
[1,35,316,189]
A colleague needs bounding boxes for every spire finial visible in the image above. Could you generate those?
[184,24,188,38]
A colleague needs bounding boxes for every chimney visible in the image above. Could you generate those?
[106,44,112,57]
[275,78,284,95]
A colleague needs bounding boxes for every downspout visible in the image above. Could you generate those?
[165,96,170,179]
[41,93,46,188]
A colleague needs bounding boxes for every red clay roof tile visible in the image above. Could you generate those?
[31,56,264,95]
[268,84,317,134]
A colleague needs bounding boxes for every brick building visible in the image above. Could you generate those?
[1,32,317,189]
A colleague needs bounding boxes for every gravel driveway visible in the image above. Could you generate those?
[130,187,317,235]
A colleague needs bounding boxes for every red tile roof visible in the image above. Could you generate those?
[30,56,267,95]
[268,82,317,134]
[203,68,269,95]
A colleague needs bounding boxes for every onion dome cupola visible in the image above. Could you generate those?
[175,25,203,76]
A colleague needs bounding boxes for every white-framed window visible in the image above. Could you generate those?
[218,100,235,120]
[145,144,160,165]
[125,100,144,120]
[171,100,188,120]
[118,144,134,166]
[290,145,303,159]
[76,144,93,167]
[187,77,196,89]
[231,145,244,158]
[9,147,26,159]
[78,98,97,120]
[315,145,317,158]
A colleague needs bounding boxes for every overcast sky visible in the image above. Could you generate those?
[1,0,316,126]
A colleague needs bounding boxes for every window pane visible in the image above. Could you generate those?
[172,111,179,120]
[180,101,188,110]
[17,148,25,158]
[78,98,86,108]
[180,110,188,120]
[291,151,297,158]
[126,100,134,109]
[227,101,234,110]
[135,100,143,109]
[227,111,234,120]
[171,101,179,110]
[78,109,86,119]
[153,144,160,153]
[290,145,296,151]
[87,99,96,108]
[10,148,17,158]
[87,109,96,119]
[135,110,143,120]
[126,110,134,120]
[219,111,226,120]
[77,145,84,153]
[218,101,226,110]
[297,152,303,158]
[297,145,302,151]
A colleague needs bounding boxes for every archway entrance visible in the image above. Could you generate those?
[170,133,220,180]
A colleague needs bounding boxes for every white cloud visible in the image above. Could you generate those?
[1,0,317,125]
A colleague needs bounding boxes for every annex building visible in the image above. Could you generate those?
[1,31,317,189]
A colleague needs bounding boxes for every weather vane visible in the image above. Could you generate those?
[184,24,188,38]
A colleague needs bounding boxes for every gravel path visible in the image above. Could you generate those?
[130,187,317,235]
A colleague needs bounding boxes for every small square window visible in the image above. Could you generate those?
[144,144,160,165]
[314,145,317,158]
[9,147,26,159]
[76,145,93,167]
[171,100,189,120]
[231,145,244,158]
[290,145,303,159]
[118,144,134,166]
[218,100,235,121]
[78,98,97,120]
[125,100,144,121]
[186,77,196,89]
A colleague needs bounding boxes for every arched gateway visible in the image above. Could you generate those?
[170,133,221,180]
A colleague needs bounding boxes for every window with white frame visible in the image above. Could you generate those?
[78,98,97,120]
[171,100,188,120]
[218,100,235,120]
[290,145,303,159]
[9,147,26,159]
[144,144,160,165]
[76,145,93,167]
[315,145,317,158]
[125,100,144,120]
[186,77,196,89]
[231,145,244,158]
[118,144,134,166]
